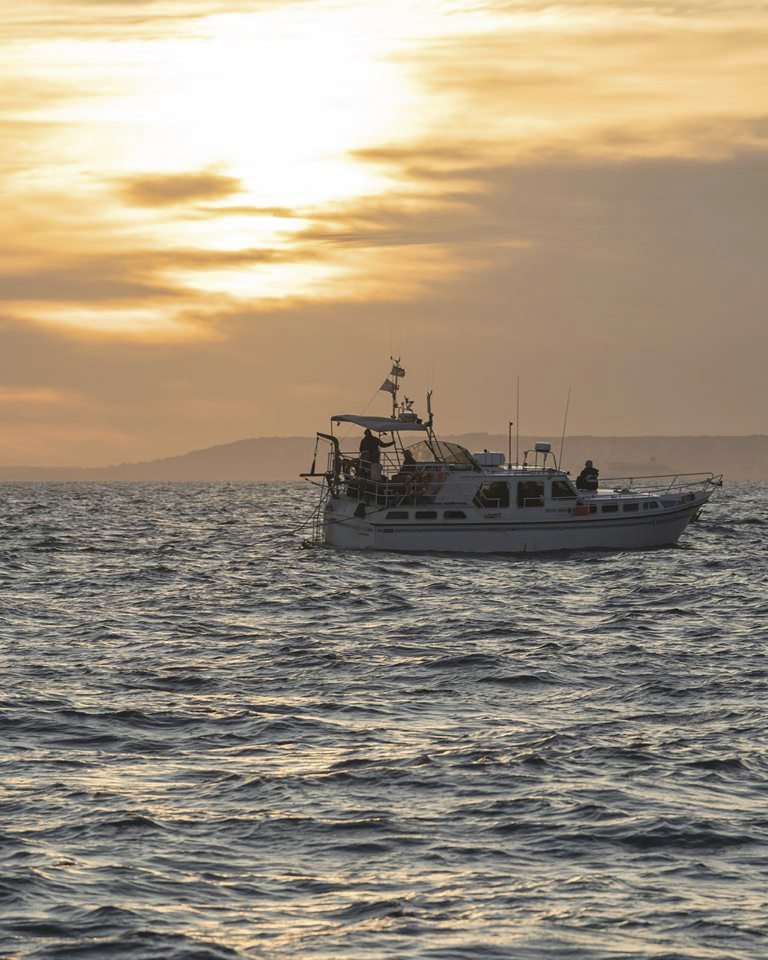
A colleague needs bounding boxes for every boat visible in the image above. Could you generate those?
[301,362,722,553]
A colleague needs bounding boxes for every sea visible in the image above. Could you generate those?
[1,480,766,960]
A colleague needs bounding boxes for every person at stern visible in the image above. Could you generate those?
[359,428,394,481]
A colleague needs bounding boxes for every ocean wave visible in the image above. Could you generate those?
[1,480,766,960]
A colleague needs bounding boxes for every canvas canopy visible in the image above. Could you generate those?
[331,414,428,433]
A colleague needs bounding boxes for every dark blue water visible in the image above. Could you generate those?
[1,480,766,960]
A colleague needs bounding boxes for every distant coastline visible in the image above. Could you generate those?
[0,435,765,482]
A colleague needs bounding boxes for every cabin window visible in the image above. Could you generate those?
[386,511,408,520]
[643,501,659,510]
[473,481,510,509]
[551,479,576,499]
[415,510,438,520]
[406,440,475,468]
[602,504,619,513]
[517,481,544,508]
[444,510,466,519]
[623,503,639,512]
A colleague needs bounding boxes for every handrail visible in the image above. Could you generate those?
[597,472,721,495]
[600,471,719,482]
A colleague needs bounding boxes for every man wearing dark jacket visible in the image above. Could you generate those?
[576,460,599,491]
[359,428,393,464]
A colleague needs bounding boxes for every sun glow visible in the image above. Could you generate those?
[2,4,451,327]
[99,11,414,206]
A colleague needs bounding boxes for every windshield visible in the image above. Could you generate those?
[406,440,478,468]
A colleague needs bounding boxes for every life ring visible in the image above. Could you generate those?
[405,468,429,497]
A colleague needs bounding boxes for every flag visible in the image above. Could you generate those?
[390,364,405,378]
[380,379,397,393]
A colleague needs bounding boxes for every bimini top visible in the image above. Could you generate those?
[332,414,429,433]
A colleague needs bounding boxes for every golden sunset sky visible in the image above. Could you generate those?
[2,0,766,465]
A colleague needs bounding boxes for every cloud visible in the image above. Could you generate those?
[197,205,300,218]
[482,2,765,13]
[0,239,327,340]
[0,261,177,303]
[0,386,80,406]
[117,170,243,206]
[4,1,305,42]
[390,5,768,164]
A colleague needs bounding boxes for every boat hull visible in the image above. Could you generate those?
[322,498,708,554]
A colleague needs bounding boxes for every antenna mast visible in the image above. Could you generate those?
[390,355,401,418]
[559,387,571,468]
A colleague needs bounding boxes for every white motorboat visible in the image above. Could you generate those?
[301,363,722,554]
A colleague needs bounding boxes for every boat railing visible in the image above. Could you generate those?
[597,472,723,496]
[332,447,445,506]
[337,447,404,478]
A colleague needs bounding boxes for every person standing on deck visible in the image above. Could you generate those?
[358,428,394,481]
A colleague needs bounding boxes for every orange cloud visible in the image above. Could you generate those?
[0,386,79,405]
[117,169,243,206]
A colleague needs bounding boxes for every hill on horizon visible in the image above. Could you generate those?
[0,434,766,481]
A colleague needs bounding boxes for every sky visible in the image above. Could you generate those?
[2,0,767,466]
